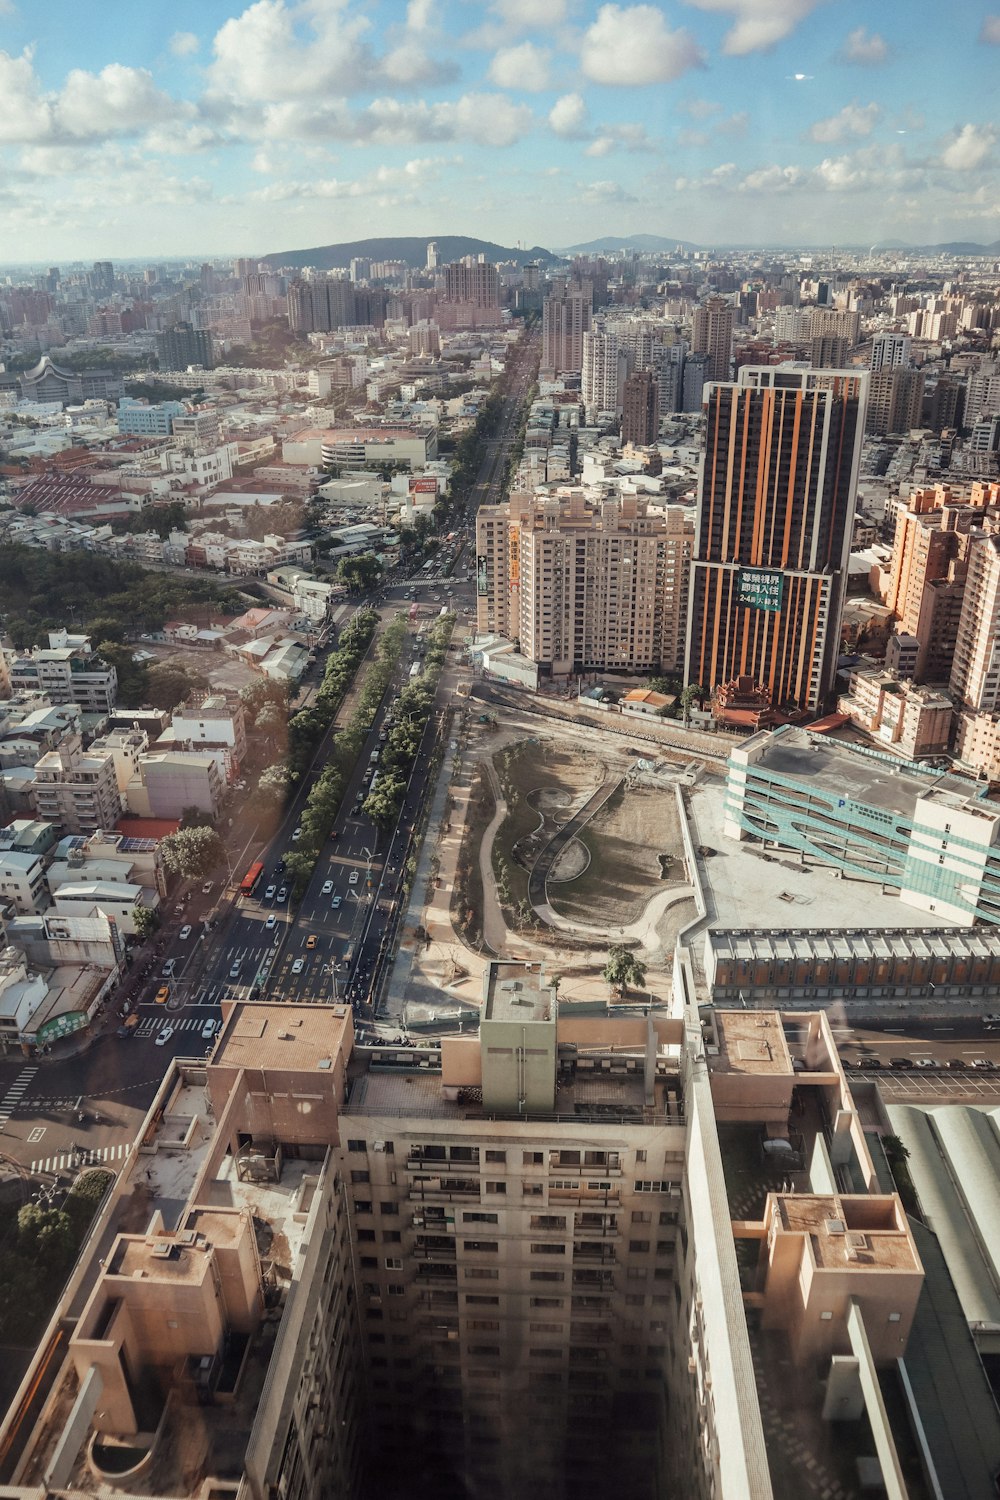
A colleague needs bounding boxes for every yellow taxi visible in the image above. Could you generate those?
[306,934,318,950]
[155,985,170,1004]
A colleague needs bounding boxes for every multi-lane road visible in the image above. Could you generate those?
[0,332,539,1187]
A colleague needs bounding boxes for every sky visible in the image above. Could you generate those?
[0,0,998,262]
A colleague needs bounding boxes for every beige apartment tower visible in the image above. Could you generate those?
[691,296,734,383]
[476,491,693,676]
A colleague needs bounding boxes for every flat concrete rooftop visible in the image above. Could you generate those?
[746,726,977,816]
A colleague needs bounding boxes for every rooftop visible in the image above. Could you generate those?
[740,725,981,816]
[774,1193,919,1271]
[713,1011,792,1077]
[483,960,555,1025]
[213,1001,353,1074]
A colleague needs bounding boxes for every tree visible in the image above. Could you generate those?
[132,905,160,941]
[258,763,291,809]
[161,825,225,881]
[338,551,382,595]
[364,772,405,829]
[679,684,704,724]
[254,702,285,734]
[146,663,209,711]
[602,944,647,999]
[180,804,215,830]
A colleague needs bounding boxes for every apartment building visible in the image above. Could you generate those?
[865,366,925,437]
[837,668,953,760]
[690,296,734,383]
[32,737,124,835]
[3,973,961,1500]
[476,491,694,676]
[950,532,1000,712]
[622,368,660,447]
[8,630,118,714]
[542,279,593,376]
[686,366,867,712]
[581,330,632,420]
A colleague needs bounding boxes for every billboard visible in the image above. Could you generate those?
[477,554,489,596]
[736,567,784,613]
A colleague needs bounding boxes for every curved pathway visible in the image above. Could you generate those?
[527,773,621,909]
[534,883,696,952]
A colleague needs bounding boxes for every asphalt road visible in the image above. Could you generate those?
[0,333,539,1181]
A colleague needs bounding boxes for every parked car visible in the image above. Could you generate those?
[201,882,213,895]
[292,958,305,974]
[970,1057,996,1070]
[913,1058,937,1069]
[292,827,302,842]
[179,925,192,941]
[947,1057,968,1070]
[856,1057,882,1070]
[889,1057,914,1070]
[156,1025,175,1046]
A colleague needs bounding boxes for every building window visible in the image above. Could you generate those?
[463,1241,499,1253]
[351,1170,370,1184]
[531,1243,566,1255]
[523,1151,544,1166]
[381,1202,399,1216]
[463,1212,499,1224]
[631,1210,652,1225]
[629,1240,651,1253]
[347,1138,366,1153]
[354,1200,372,1214]
[485,1150,506,1164]
[485,1181,507,1194]
[385,1257,403,1270]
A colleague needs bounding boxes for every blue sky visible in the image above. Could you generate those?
[0,0,998,261]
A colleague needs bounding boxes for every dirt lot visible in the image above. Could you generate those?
[138,642,260,695]
[549,780,687,928]
[492,741,603,909]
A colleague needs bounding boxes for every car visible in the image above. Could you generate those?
[116,1025,131,1038]
[156,1025,175,1046]
[161,959,176,977]
[201,882,213,895]
[155,985,170,1005]
[349,870,360,885]
[322,880,334,895]
[179,925,192,941]
[855,1057,882,1070]
[306,934,318,949]
[970,1057,996,1070]
[265,885,276,901]
[889,1057,914,1070]
[229,960,241,979]
[331,895,342,909]
[265,914,277,929]
[947,1057,968,1070]
[202,1018,217,1040]
[292,826,302,842]
[275,860,286,874]
[914,1057,937,1069]
[277,887,288,903]
[292,958,305,974]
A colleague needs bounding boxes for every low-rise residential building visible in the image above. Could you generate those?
[126,749,224,820]
[837,669,953,760]
[32,738,124,835]
[51,878,150,935]
[0,846,49,914]
[8,630,118,714]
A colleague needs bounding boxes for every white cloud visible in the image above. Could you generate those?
[488,41,551,91]
[406,0,435,30]
[941,123,997,171]
[381,43,457,84]
[980,15,1000,44]
[548,92,589,137]
[492,0,567,27]
[0,48,51,142]
[809,102,879,143]
[208,0,373,100]
[57,64,182,140]
[345,91,534,147]
[840,27,888,65]
[248,154,447,203]
[581,178,637,204]
[739,163,805,192]
[580,4,704,85]
[682,0,823,57]
[169,31,200,58]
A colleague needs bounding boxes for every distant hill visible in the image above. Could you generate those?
[556,234,702,254]
[261,235,558,271]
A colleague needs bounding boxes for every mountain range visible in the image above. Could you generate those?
[261,235,558,271]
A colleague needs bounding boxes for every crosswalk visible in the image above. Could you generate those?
[30,1141,131,1175]
[136,1014,215,1039]
[0,1067,38,1131]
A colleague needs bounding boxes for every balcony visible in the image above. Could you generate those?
[409,1178,481,1201]
[573,1243,617,1265]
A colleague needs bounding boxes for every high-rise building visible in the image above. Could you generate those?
[443,256,499,309]
[426,240,439,270]
[882,488,985,681]
[541,280,592,375]
[91,260,114,294]
[950,531,1000,711]
[810,333,848,370]
[156,321,214,371]
[287,276,356,332]
[686,365,868,712]
[865,367,925,436]
[621,368,660,447]
[690,296,733,383]
[476,492,693,676]
[580,331,632,421]
[680,351,709,412]
[809,306,861,348]
[870,332,911,372]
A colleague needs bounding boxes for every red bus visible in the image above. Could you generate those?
[239,860,264,897]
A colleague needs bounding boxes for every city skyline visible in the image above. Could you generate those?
[0,0,997,260]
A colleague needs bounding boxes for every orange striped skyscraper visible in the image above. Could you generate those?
[686,365,868,712]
